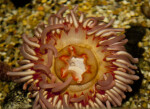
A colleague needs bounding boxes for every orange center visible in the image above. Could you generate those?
[54,45,98,85]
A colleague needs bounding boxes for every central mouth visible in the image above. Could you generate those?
[55,45,98,85]
[67,56,86,83]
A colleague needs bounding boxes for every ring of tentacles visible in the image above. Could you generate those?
[7,5,139,109]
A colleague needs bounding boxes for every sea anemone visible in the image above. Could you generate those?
[7,5,139,109]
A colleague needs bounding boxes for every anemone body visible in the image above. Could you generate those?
[7,6,139,109]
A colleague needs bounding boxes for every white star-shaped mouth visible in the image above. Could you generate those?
[67,57,86,83]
